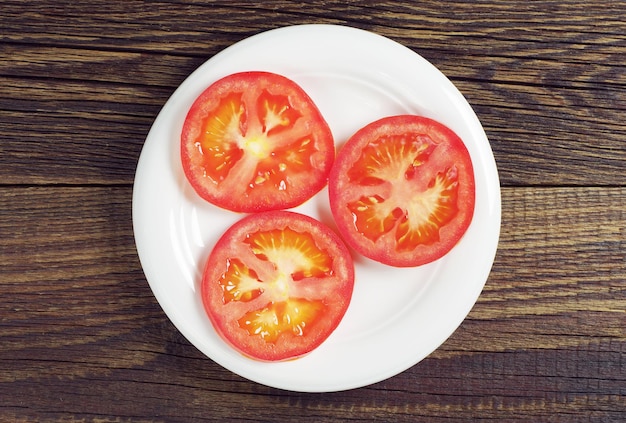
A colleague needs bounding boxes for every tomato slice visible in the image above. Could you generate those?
[181,71,335,213]
[329,115,475,267]
[201,211,354,361]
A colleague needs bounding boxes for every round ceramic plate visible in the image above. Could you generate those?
[132,24,501,392]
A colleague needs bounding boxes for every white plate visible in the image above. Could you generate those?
[132,24,501,392]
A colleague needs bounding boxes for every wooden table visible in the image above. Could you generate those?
[2,1,624,421]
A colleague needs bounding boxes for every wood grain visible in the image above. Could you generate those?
[1,187,624,421]
[1,0,625,421]
[2,62,625,186]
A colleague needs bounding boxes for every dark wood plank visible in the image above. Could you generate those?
[0,78,164,184]
[1,186,623,421]
[1,57,625,186]
[2,2,625,186]
[3,1,626,56]
[0,44,203,87]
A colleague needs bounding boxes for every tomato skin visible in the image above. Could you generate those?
[329,115,475,267]
[201,211,354,361]
[181,71,335,213]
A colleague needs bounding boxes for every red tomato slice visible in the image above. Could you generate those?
[181,71,335,213]
[201,211,354,361]
[329,115,476,267]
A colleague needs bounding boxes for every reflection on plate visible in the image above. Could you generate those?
[132,24,501,392]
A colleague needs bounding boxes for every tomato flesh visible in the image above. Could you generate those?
[201,211,354,361]
[329,115,475,267]
[181,72,334,213]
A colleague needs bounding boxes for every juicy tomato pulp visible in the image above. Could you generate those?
[201,211,354,361]
[329,115,475,267]
[181,71,335,213]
